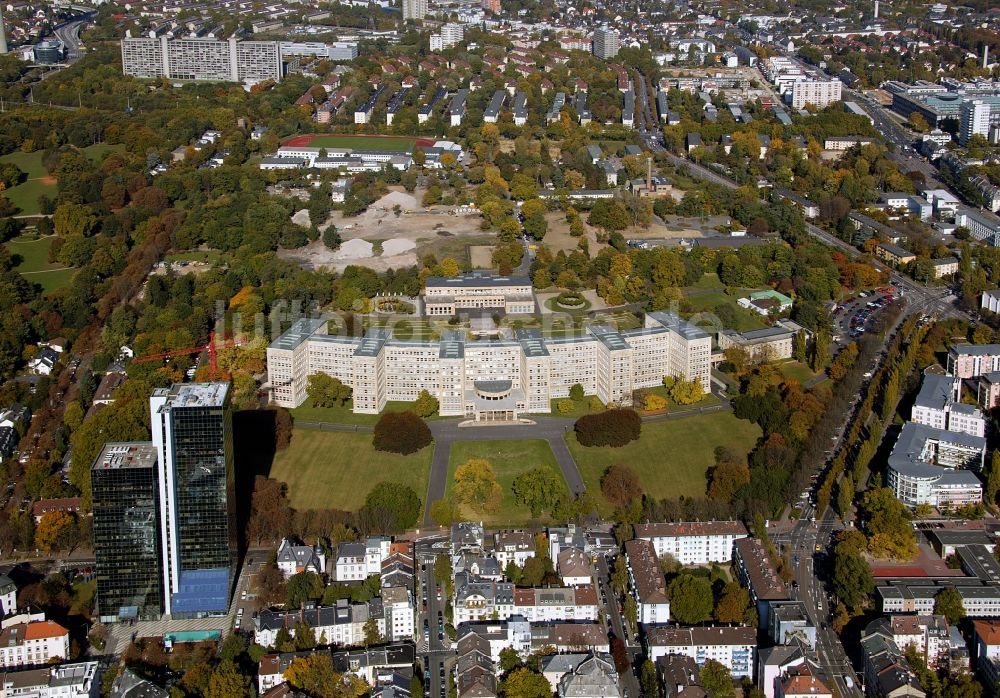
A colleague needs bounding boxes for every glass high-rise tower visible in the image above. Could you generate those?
[92,442,163,622]
[150,383,235,618]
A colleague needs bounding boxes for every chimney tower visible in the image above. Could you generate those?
[984,45,990,71]
[874,0,879,19]
[646,157,652,191]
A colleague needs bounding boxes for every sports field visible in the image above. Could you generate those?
[268,428,431,511]
[566,411,762,512]
[283,134,433,151]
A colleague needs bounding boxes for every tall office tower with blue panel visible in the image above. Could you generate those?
[150,383,236,618]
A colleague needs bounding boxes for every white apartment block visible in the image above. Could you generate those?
[960,99,991,146]
[0,621,69,668]
[267,310,711,420]
[646,627,757,678]
[790,79,842,109]
[335,538,390,581]
[453,575,599,625]
[381,587,415,642]
[624,539,670,625]
[254,603,385,648]
[121,37,282,83]
[494,531,535,568]
[0,662,100,698]
[430,23,463,51]
[402,0,427,20]
[633,522,748,565]
[911,373,987,438]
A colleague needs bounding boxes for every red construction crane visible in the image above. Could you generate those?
[130,332,239,377]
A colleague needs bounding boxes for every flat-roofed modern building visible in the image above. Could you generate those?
[121,36,281,83]
[886,421,986,508]
[150,382,235,618]
[92,442,163,623]
[267,310,711,418]
[423,274,535,315]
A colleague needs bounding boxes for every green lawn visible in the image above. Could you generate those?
[682,291,767,332]
[269,428,432,511]
[305,135,418,151]
[545,395,605,419]
[446,440,564,526]
[5,235,75,293]
[690,272,726,290]
[777,360,818,384]
[566,411,762,513]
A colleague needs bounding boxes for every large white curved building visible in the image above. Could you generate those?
[886,422,985,508]
[266,311,711,420]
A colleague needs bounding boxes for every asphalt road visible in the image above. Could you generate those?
[595,555,642,698]
[418,557,455,698]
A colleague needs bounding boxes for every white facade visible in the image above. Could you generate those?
[381,587,414,642]
[790,79,842,109]
[402,0,427,20]
[121,37,281,83]
[267,310,712,415]
[0,621,69,668]
[646,627,757,678]
[634,522,747,565]
[276,539,326,579]
[960,100,991,145]
[1,662,100,698]
[430,23,463,51]
[592,27,619,59]
[911,374,987,438]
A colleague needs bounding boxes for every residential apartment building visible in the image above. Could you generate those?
[402,0,427,20]
[0,662,100,698]
[949,343,1000,378]
[453,572,598,625]
[0,621,69,668]
[254,601,385,648]
[92,442,163,623]
[380,587,414,642]
[911,373,986,437]
[886,422,986,508]
[734,538,788,619]
[267,310,712,418]
[790,78,842,109]
[633,521,747,565]
[623,539,670,625]
[592,27,619,59]
[645,627,757,678]
[276,538,325,579]
[150,383,235,618]
[865,615,951,670]
[493,531,535,568]
[121,37,281,83]
[978,372,1000,409]
[960,99,993,145]
[860,631,926,698]
[429,23,463,51]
